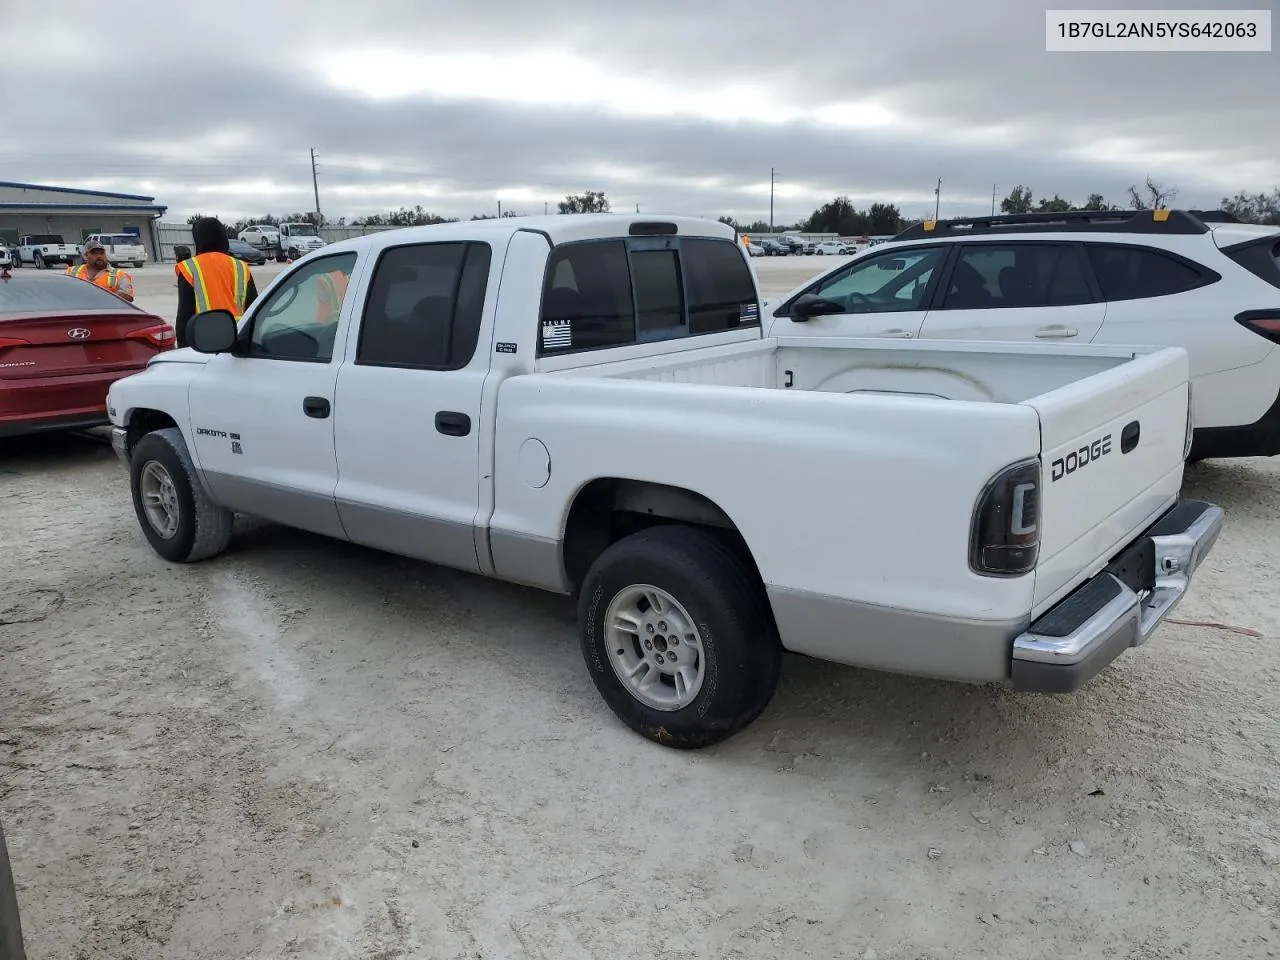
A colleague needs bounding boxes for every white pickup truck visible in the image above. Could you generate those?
[14,234,80,268]
[105,215,1222,748]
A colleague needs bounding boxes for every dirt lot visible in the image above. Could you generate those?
[3,255,1279,959]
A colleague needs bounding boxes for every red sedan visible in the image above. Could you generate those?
[0,275,175,437]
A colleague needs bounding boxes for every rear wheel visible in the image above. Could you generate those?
[578,524,781,749]
[129,428,233,563]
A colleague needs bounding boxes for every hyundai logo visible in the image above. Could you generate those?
[67,328,92,340]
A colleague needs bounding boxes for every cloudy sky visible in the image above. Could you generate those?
[4,0,1276,225]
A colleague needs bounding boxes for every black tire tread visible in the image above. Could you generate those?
[132,428,233,562]
[579,523,781,749]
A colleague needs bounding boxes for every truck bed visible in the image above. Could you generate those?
[542,335,1145,404]
[535,334,1190,618]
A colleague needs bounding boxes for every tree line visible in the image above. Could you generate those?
[186,179,1280,239]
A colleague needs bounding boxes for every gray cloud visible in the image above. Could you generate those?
[2,0,1275,223]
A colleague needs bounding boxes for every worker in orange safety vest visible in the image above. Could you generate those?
[315,269,349,325]
[174,217,258,347]
[66,239,135,302]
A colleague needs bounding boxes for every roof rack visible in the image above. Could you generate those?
[892,208,1212,242]
[1186,209,1242,224]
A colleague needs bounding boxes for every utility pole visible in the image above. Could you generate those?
[310,147,322,226]
[933,177,941,220]
[769,167,775,232]
[544,201,548,215]
[636,203,640,213]
[991,183,997,216]
[498,199,502,217]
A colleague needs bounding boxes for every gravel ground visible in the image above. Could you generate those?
[2,256,1279,959]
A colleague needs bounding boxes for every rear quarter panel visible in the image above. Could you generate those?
[490,375,1042,623]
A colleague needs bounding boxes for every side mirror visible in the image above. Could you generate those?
[790,293,846,321]
[188,310,238,353]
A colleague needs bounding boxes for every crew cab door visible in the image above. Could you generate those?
[332,238,496,574]
[187,251,360,538]
[919,241,1105,342]
[769,245,948,340]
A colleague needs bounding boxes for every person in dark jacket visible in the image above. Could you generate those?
[174,217,259,347]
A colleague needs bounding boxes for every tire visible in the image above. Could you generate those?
[33,253,44,269]
[0,819,26,960]
[578,524,782,749]
[129,427,233,563]
[134,261,144,268]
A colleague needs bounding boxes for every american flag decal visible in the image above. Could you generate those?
[739,302,760,323]
[542,320,572,350]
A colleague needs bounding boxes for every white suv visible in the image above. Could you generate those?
[81,233,147,268]
[767,209,1280,460]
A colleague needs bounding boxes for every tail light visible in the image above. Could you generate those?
[127,323,176,350]
[970,457,1041,577]
[1235,310,1280,344]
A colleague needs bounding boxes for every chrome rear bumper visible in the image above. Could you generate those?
[1011,500,1223,693]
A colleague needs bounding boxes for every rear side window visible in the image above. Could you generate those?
[1225,237,1280,290]
[540,240,636,352]
[942,244,1094,309]
[682,238,760,332]
[538,236,759,354]
[0,276,143,313]
[357,241,492,370]
[1084,244,1211,301]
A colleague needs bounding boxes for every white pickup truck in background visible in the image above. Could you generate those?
[105,215,1221,748]
[14,234,80,268]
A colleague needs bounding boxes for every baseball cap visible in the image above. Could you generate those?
[83,239,105,252]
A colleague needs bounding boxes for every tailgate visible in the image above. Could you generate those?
[1024,346,1190,614]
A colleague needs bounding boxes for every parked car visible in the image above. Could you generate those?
[0,246,11,270]
[760,238,790,256]
[0,275,175,437]
[80,233,147,268]
[746,242,765,257]
[767,208,1280,461]
[106,214,1217,748]
[238,224,280,253]
[814,241,846,256]
[227,239,268,265]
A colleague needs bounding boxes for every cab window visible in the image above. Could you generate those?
[246,252,357,363]
[806,247,945,314]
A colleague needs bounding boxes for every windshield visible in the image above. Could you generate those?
[288,225,319,237]
[0,276,142,313]
[28,234,63,245]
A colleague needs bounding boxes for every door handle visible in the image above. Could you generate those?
[881,329,914,338]
[435,411,471,437]
[1035,325,1078,338]
[302,396,330,419]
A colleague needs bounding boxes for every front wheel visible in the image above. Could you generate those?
[578,525,782,749]
[129,428,233,563]
[33,253,44,269]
